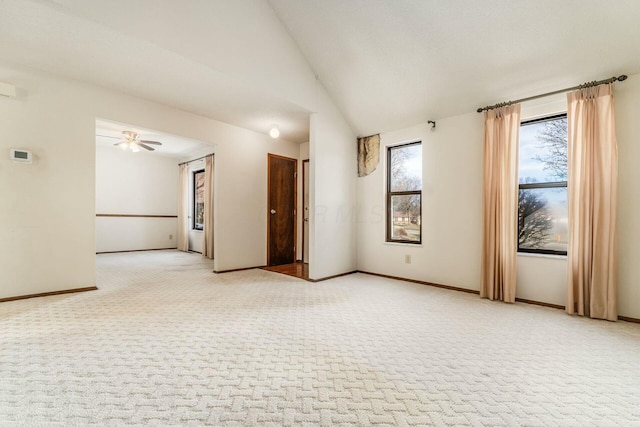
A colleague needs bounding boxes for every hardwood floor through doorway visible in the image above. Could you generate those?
[262,262,309,281]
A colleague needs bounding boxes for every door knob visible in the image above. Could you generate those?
[270,209,276,214]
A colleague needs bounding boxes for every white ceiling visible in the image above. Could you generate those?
[2,0,640,141]
[269,0,640,135]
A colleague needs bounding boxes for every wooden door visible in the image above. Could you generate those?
[267,154,297,266]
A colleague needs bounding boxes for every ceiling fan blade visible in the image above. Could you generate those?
[139,140,162,145]
[113,141,126,146]
[98,134,123,140]
[137,142,155,151]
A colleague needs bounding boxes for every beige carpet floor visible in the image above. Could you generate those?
[1,250,640,426]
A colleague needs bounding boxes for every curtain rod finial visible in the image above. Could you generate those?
[618,75,628,82]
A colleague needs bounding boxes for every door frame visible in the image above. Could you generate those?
[301,159,309,263]
[267,153,298,266]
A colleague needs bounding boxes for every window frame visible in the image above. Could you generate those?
[192,169,205,231]
[386,141,422,244]
[518,113,568,256]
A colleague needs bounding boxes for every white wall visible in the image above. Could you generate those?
[0,68,96,299]
[516,254,566,305]
[309,86,358,280]
[95,145,178,253]
[356,73,640,319]
[615,73,640,319]
[357,113,483,290]
[0,64,300,299]
[95,217,176,254]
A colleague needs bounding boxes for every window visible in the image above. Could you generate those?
[193,169,205,231]
[387,141,422,243]
[518,114,567,255]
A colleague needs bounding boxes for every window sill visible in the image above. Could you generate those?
[384,241,423,248]
[517,252,567,260]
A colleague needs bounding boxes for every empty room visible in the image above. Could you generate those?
[1,1,639,426]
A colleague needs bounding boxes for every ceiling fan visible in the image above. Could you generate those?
[100,130,162,152]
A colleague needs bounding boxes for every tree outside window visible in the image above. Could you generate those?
[387,142,422,243]
[518,114,568,255]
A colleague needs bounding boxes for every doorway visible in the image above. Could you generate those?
[95,119,210,255]
[267,154,297,266]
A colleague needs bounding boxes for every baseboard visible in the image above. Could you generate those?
[357,270,479,294]
[308,270,357,282]
[96,214,178,218]
[96,247,177,254]
[214,265,266,274]
[514,297,564,310]
[0,286,98,303]
[357,271,640,323]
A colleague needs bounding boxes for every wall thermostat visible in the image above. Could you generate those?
[10,149,32,163]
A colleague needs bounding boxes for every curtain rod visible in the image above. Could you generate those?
[476,74,628,113]
[178,153,214,166]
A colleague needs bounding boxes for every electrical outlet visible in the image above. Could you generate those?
[405,254,411,264]
[169,234,173,240]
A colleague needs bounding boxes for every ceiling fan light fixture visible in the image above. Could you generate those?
[104,129,162,152]
[123,130,136,140]
[269,124,280,139]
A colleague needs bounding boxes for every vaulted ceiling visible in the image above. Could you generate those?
[269,0,640,135]
[2,0,640,142]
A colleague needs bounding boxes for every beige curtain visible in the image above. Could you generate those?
[357,134,380,177]
[566,84,618,321]
[202,154,215,259]
[481,104,521,303]
[177,163,189,252]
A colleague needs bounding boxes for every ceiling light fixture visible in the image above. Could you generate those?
[269,124,280,139]
[119,140,140,152]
